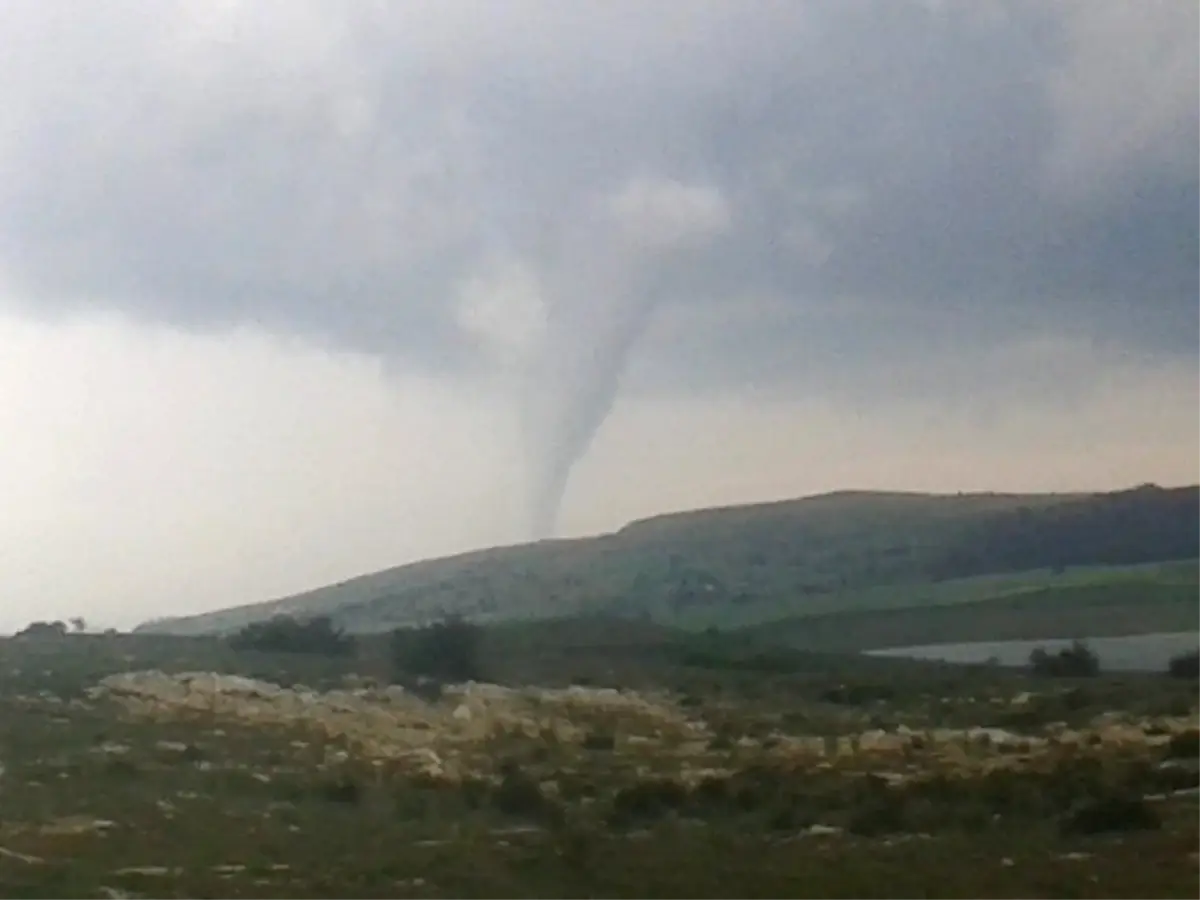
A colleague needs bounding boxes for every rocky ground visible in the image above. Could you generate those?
[87,668,1200,786]
[0,636,1197,898]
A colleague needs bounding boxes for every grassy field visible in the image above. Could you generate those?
[1,627,1197,898]
[670,559,1198,632]
[736,562,1200,651]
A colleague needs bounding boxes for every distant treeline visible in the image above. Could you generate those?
[928,485,1198,581]
[228,613,483,683]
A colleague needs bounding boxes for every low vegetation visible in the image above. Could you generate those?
[5,486,1197,896]
[1167,650,1200,680]
[228,615,356,657]
[15,620,70,639]
[389,615,484,683]
[0,620,1196,898]
[1029,641,1101,678]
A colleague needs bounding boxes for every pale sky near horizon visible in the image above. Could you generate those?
[0,1,1196,632]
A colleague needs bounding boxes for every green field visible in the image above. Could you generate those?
[732,561,1200,650]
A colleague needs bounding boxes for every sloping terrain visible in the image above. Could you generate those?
[136,484,1199,636]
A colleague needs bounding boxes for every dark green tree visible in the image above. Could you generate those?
[390,615,483,683]
[1029,640,1100,677]
[229,615,355,657]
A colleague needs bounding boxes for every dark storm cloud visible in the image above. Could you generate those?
[0,0,1194,534]
[0,0,1193,367]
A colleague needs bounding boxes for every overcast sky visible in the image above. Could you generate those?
[0,0,1196,631]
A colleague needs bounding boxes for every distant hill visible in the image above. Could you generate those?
[136,484,1199,636]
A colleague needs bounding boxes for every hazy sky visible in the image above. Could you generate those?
[0,0,1196,631]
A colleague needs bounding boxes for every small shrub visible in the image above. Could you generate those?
[1041,757,1108,810]
[317,774,362,805]
[707,731,735,751]
[1165,728,1200,760]
[820,683,896,706]
[846,793,908,836]
[101,758,141,778]
[392,785,433,820]
[15,620,68,639]
[1164,695,1195,717]
[390,615,483,683]
[690,776,735,813]
[971,769,1048,818]
[1143,760,1200,793]
[1029,641,1100,678]
[492,764,547,820]
[154,741,206,764]
[1061,795,1159,835]
[1166,650,1200,679]
[459,777,492,810]
[552,823,595,872]
[1060,685,1094,711]
[581,730,617,752]
[556,775,598,802]
[766,804,808,832]
[608,779,689,826]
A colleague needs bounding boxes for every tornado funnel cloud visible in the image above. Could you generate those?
[519,176,730,540]
[522,289,651,540]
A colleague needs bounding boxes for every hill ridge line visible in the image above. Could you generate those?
[135,483,1197,635]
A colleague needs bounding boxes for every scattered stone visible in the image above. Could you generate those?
[40,816,118,836]
[0,845,44,864]
[112,866,178,877]
[97,886,139,899]
[85,669,1200,786]
[804,824,843,836]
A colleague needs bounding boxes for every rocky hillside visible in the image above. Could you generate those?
[136,484,1199,636]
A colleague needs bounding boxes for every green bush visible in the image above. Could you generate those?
[1164,728,1200,760]
[390,615,483,683]
[821,683,896,705]
[492,764,549,820]
[846,794,909,836]
[1029,640,1100,677]
[228,615,355,657]
[581,729,617,752]
[15,620,68,639]
[1166,650,1199,679]
[608,779,689,826]
[316,774,362,805]
[1061,795,1159,835]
